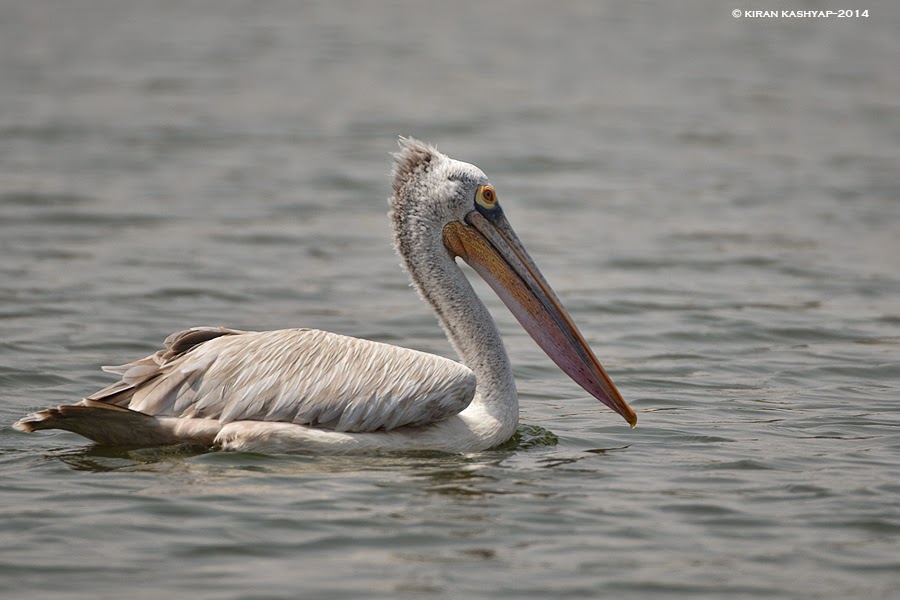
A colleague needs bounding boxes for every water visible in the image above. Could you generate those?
[1,1,899,598]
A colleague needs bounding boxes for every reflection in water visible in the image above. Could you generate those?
[47,423,562,500]
[56,444,214,472]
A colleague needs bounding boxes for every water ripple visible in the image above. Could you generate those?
[2,2,898,599]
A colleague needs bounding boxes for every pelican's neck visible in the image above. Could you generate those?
[398,227,518,424]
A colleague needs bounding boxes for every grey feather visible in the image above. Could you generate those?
[85,327,476,433]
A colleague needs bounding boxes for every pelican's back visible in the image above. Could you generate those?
[84,327,477,433]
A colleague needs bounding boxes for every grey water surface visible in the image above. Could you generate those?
[1,2,899,598]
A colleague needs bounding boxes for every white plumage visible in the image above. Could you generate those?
[14,138,635,453]
[99,327,475,432]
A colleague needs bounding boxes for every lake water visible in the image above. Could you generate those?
[1,1,898,598]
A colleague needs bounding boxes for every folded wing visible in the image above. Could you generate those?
[92,327,476,432]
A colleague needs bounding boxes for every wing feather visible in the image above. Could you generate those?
[91,327,476,432]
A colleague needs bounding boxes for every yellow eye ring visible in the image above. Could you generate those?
[476,185,497,209]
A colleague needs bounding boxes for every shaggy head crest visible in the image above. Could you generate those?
[391,137,444,196]
[388,137,491,229]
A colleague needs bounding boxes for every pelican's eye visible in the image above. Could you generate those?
[476,185,498,210]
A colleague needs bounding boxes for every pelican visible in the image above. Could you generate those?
[14,138,636,453]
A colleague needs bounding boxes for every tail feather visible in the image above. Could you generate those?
[14,326,247,448]
[14,400,185,446]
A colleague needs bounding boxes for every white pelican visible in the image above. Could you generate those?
[15,138,636,453]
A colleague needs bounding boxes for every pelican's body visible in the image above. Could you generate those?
[15,139,635,453]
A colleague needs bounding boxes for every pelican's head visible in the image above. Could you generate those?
[390,137,636,427]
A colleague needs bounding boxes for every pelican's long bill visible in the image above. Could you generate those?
[443,209,637,427]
